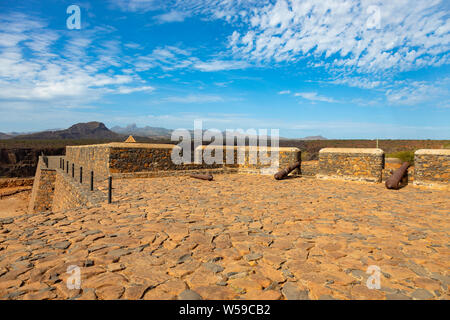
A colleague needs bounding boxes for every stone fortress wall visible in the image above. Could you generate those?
[317,148,385,183]
[29,144,449,214]
[194,145,301,175]
[414,149,450,188]
[28,157,56,213]
[52,166,104,212]
[65,143,221,184]
[29,155,104,213]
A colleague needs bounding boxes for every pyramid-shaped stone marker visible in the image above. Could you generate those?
[124,135,136,143]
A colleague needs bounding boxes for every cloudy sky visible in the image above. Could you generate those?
[0,0,449,138]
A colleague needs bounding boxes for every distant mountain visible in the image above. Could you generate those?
[5,121,327,141]
[14,122,120,140]
[111,124,172,138]
[0,132,12,140]
[300,135,327,140]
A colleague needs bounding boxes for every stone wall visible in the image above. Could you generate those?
[52,169,104,212]
[109,143,218,173]
[65,143,301,178]
[65,144,111,183]
[28,157,56,213]
[414,149,450,188]
[300,161,318,176]
[318,148,384,183]
[194,145,301,175]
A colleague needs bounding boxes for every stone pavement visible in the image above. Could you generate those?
[0,174,449,300]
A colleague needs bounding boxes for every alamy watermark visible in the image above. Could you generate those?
[66,265,81,289]
[171,120,280,173]
[366,265,381,289]
[366,5,381,30]
[66,5,81,30]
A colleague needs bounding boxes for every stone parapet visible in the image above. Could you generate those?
[65,144,111,183]
[66,143,302,178]
[194,145,301,175]
[414,149,450,188]
[28,157,56,213]
[318,148,384,183]
[52,169,104,212]
[300,161,318,176]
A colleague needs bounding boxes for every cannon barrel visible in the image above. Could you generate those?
[385,162,410,190]
[190,174,214,181]
[274,161,300,180]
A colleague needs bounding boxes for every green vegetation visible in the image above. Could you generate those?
[386,151,415,164]
[301,151,310,161]
[444,142,450,149]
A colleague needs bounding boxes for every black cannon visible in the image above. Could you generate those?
[385,162,410,190]
[190,174,214,181]
[274,161,300,180]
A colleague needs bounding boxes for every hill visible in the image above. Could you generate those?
[14,122,120,140]
[0,133,12,139]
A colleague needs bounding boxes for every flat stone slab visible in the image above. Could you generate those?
[0,174,449,300]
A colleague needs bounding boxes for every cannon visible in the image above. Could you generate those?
[274,161,300,180]
[190,173,214,181]
[385,162,410,190]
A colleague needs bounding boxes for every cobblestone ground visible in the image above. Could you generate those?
[1,174,449,300]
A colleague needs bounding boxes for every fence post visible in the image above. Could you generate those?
[72,163,74,178]
[62,159,64,170]
[108,176,112,204]
[90,171,94,191]
[66,161,69,174]
[80,166,83,184]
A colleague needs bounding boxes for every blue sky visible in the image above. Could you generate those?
[0,0,449,139]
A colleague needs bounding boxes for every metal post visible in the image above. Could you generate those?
[72,163,74,178]
[80,167,83,184]
[90,171,94,191]
[62,159,64,170]
[66,161,69,173]
[108,176,112,204]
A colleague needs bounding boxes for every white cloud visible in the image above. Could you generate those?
[112,0,262,22]
[385,80,450,106]
[134,45,250,72]
[116,86,155,94]
[162,94,224,103]
[278,90,291,94]
[155,10,190,23]
[294,92,337,103]
[134,45,195,71]
[193,59,249,72]
[111,0,161,12]
[229,0,450,73]
[329,77,385,89]
[0,13,153,105]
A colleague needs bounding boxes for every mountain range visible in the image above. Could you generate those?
[0,122,327,141]
[1,122,119,140]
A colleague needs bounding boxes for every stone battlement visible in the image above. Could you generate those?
[317,148,385,183]
[28,144,449,214]
[414,149,450,189]
[194,145,301,175]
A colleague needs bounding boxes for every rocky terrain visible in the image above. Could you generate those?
[0,174,448,300]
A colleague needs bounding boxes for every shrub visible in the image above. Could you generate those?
[387,151,415,165]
